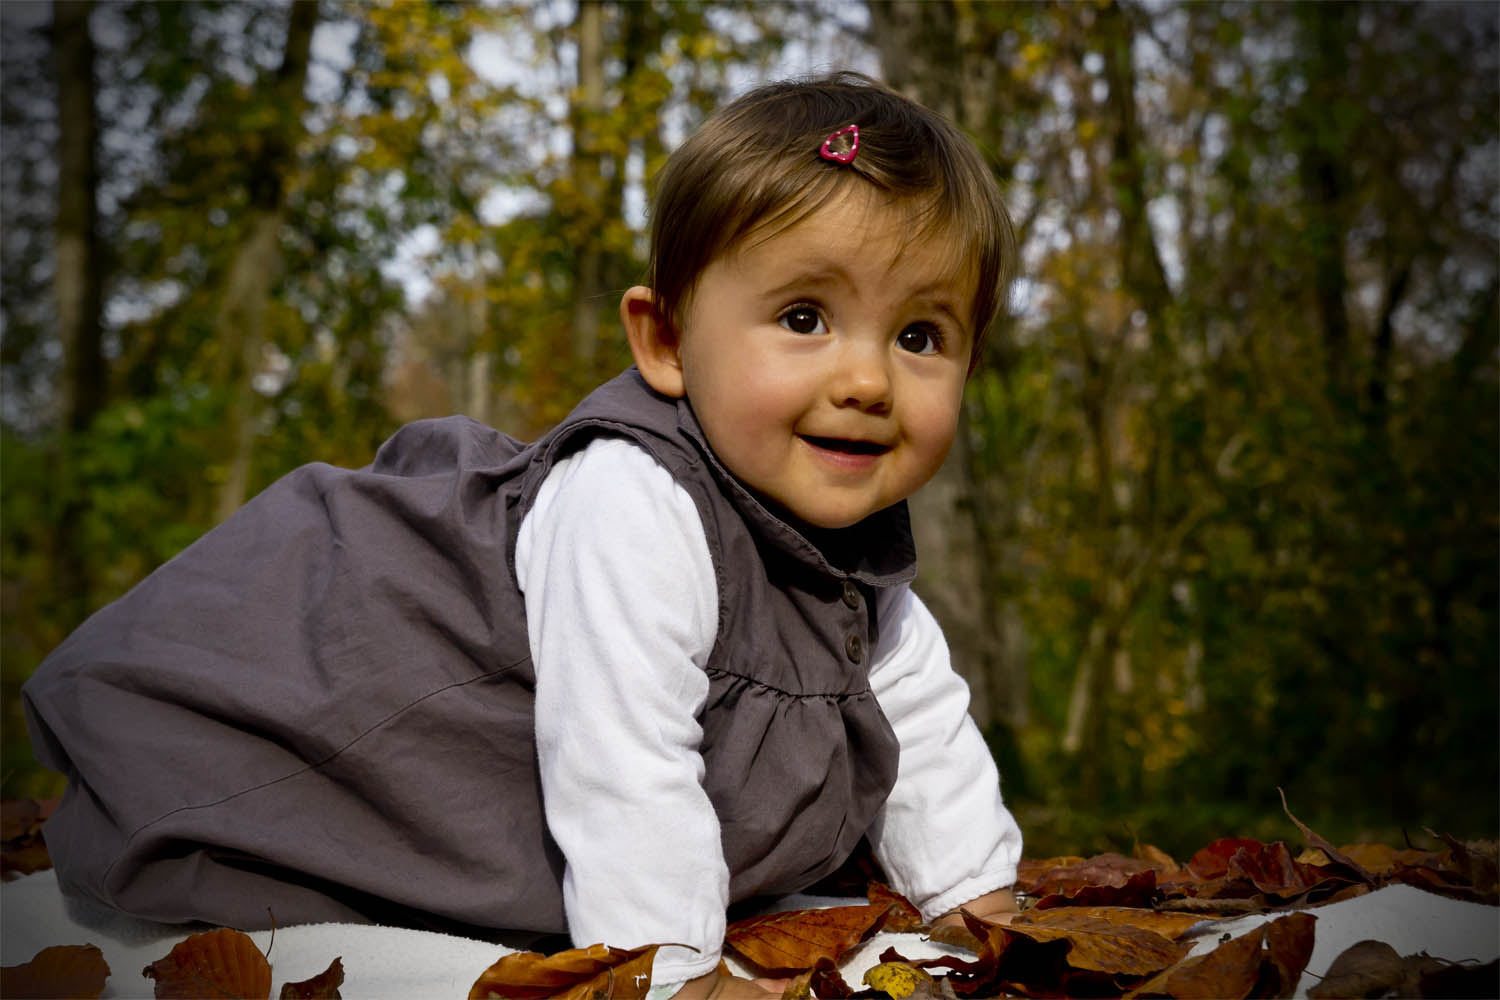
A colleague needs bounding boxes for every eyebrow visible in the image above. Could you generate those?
[759,267,852,302]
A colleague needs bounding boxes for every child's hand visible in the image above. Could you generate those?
[932,886,1021,929]
[670,971,786,999]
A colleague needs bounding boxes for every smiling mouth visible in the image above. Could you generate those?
[800,435,892,456]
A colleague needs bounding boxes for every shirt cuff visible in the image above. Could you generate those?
[917,867,1019,922]
[651,943,722,985]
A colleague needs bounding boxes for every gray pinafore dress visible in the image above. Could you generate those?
[23,368,911,937]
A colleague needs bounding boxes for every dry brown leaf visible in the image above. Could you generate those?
[1186,839,1266,881]
[998,910,1188,977]
[807,956,855,998]
[1015,855,1086,894]
[1425,831,1500,903]
[725,903,885,974]
[469,943,658,1000]
[0,943,111,999]
[1128,911,1315,1000]
[1018,904,1214,941]
[1153,896,1276,916]
[1142,923,1267,1000]
[867,882,923,933]
[279,956,344,999]
[1306,939,1432,998]
[1135,843,1189,880]
[1027,853,1154,893]
[779,969,814,999]
[925,921,984,954]
[1277,790,1374,885]
[1418,958,1500,997]
[1307,939,1498,999]
[1333,843,1436,876]
[1035,866,1160,909]
[1262,911,1317,997]
[143,928,271,1000]
[1,797,58,880]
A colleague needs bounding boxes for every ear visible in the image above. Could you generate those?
[620,285,686,399]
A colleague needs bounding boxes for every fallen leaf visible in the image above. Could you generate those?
[779,969,814,999]
[1277,790,1374,885]
[1,943,110,999]
[1418,957,1500,997]
[1262,912,1317,997]
[1187,839,1267,881]
[143,928,271,1000]
[867,882,923,933]
[279,956,344,999]
[1026,853,1155,895]
[1152,896,1277,916]
[469,943,658,1000]
[1424,831,1500,903]
[725,904,886,974]
[1015,855,1086,894]
[807,957,855,999]
[925,921,983,954]
[1333,843,1436,876]
[1128,911,1315,1000]
[1132,923,1267,1000]
[1,797,58,880]
[1018,905,1214,941]
[1135,843,1189,880]
[863,960,934,999]
[999,910,1188,977]
[1306,939,1433,999]
[1034,866,1159,909]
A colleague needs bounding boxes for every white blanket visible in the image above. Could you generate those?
[3,871,1495,998]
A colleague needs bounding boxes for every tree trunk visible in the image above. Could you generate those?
[213,0,318,522]
[53,0,104,433]
[869,0,1028,731]
[569,0,606,375]
[50,0,105,628]
[1292,4,1356,399]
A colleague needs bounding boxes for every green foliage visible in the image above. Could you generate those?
[1,0,1495,858]
[953,0,1498,853]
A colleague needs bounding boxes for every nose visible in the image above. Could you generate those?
[831,343,893,413]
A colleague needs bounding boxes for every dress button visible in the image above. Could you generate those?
[842,579,861,609]
[845,634,864,664]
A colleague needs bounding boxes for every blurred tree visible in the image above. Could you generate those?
[213,0,318,520]
[49,0,106,631]
[2,0,1494,855]
[865,0,1496,852]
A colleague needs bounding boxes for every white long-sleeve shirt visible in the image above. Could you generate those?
[515,436,1022,985]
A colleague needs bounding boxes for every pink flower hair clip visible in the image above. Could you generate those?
[819,124,860,165]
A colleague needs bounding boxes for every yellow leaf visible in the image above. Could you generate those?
[862,961,933,1000]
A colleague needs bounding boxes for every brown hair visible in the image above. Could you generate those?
[645,72,1015,369]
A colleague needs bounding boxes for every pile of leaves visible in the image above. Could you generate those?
[467,799,1497,1000]
[0,930,344,1000]
[3,795,1496,999]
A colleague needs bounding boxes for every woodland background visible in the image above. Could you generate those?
[1,0,1495,860]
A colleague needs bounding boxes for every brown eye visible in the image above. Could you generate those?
[897,324,941,354]
[779,307,826,335]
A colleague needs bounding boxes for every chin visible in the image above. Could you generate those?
[790,505,878,532]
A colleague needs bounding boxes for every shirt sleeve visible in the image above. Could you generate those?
[865,585,1024,920]
[515,435,727,983]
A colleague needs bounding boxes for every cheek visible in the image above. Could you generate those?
[907,393,963,466]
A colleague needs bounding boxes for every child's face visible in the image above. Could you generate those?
[675,190,973,530]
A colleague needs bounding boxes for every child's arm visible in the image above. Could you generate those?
[863,586,1024,920]
[516,436,729,985]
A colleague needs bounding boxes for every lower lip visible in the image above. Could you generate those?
[800,437,888,471]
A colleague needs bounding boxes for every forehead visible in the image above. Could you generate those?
[729,188,979,306]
